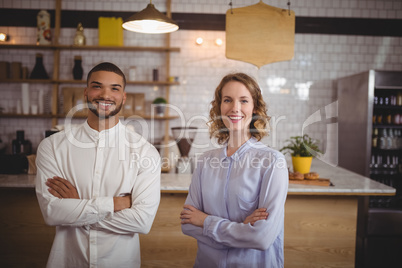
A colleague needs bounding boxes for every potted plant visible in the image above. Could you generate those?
[152,97,167,117]
[280,134,322,174]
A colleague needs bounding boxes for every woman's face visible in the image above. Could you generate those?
[220,81,254,134]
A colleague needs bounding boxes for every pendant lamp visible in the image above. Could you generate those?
[122,1,179,34]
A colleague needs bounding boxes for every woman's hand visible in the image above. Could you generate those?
[243,208,269,226]
[180,204,208,227]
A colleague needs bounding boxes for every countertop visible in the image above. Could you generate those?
[0,160,396,196]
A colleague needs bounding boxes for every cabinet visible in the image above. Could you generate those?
[0,0,179,172]
[337,70,402,268]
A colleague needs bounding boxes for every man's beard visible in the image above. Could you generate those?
[87,99,123,119]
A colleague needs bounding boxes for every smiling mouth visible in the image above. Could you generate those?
[96,101,115,111]
[228,115,243,122]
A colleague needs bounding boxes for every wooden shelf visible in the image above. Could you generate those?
[0,79,180,86]
[373,124,402,129]
[0,43,180,52]
[57,80,180,86]
[0,79,52,83]
[0,113,179,120]
[0,0,178,172]
[0,113,53,118]
[53,114,179,120]
[373,104,402,110]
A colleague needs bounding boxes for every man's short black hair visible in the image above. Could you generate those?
[87,62,126,88]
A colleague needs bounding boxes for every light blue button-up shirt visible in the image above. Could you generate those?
[182,137,289,268]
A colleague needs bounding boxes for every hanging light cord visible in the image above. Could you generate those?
[287,1,291,16]
[229,1,233,14]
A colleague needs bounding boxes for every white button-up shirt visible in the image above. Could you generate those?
[36,121,161,268]
[182,138,288,268]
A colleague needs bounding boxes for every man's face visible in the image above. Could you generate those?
[84,71,126,119]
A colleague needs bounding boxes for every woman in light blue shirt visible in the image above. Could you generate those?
[180,73,289,268]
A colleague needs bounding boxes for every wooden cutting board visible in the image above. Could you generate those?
[289,178,332,187]
[226,1,295,68]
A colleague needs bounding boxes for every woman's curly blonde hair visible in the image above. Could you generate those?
[208,73,271,144]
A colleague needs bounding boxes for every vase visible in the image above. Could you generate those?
[154,104,165,117]
[74,22,86,46]
[292,156,313,174]
[72,56,83,80]
[36,10,51,45]
[30,53,49,79]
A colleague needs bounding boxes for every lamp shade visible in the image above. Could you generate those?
[122,3,179,34]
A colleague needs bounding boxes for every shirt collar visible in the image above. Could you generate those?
[84,120,121,140]
[222,137,257,162]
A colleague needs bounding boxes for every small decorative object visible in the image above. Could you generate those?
[171,127,198,174]
[0,61,10,79]
[153,68,159,81]
[72,56,83,80]
[74,22,86,46]
[152,97,167,117]
[280,134,322,174]
[21,83,30,114]
[10,62,22,79]
[128,66,136,81]
[98,17,123,46]
[36,10,52,45]
[12,130,32,155]
[38,89,44,114]
[30,53,49,79]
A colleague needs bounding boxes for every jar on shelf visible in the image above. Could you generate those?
[30,53,49,79]
[72,56,83,80]
[36,10,51,45]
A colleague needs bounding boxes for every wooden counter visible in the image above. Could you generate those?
[0,160,395,267]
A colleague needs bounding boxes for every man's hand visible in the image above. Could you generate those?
[113,195,132,212]
[46,176,80,199]
[180,204,208,227]
[243,208,269,226]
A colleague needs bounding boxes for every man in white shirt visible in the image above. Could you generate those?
[35,62,161,268]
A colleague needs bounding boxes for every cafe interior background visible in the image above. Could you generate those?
[0,1,401,267]
[0,0,401,167]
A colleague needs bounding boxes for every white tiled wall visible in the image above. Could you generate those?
[1,0,401,166]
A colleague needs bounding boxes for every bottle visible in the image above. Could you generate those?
[153,68,159,81]
[397,92,402,106]
[30,53,49,79]
[74,22,86,46]
[378,128,387,149]
[12,130,32,155]
[376,112,383,124]
[385,110,392,125]
[129,66,136,81]
[387,128,394,149]
[72,56,83,80]
[372,128,378,148]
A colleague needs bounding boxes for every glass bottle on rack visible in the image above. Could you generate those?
[372,128,378,148]
[387,128,394,149]
[378,128,387,149]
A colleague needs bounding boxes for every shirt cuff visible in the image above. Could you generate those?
[203,215,218,238]
[96,196,114,220]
